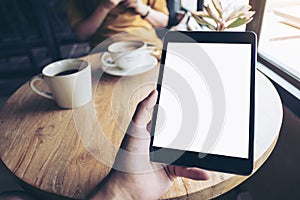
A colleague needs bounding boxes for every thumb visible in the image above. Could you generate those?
[120,89,158,152]
[132,89,158,127]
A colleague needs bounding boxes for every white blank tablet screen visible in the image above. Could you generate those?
[153,42,252,159]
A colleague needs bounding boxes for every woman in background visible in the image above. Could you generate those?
[68,0,169,48]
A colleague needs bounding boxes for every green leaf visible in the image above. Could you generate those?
[227,18,249,28]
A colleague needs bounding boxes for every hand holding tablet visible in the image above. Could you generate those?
[150,31,257,175]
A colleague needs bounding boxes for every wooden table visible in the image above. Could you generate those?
[0,53,283,199]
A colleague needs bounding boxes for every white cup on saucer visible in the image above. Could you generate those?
[101,41,149,70]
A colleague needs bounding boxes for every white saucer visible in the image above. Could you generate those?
[101,53,158,76]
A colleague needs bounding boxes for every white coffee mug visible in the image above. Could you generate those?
[101,40,148,70]
[29,59,92,109]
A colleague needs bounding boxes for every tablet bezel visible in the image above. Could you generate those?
[149,31,256,175]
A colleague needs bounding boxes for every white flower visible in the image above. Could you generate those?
[192,0,255,31]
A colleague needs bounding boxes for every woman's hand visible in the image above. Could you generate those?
[122,0,168,27]
[121,0,149,16]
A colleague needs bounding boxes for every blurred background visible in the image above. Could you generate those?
[0,0,90,97]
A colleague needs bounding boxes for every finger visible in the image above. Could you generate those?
[132,89,158,127]
[168,166,210,180]
[122,2,130,6]
[124,3,135,8]
[121,0,132,6]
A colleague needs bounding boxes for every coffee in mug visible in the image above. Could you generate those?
[29,59,92,109]
[54,69,80,76]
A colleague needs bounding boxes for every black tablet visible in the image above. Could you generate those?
[150,31,256,175]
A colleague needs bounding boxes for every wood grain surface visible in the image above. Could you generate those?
[0,53,283,199]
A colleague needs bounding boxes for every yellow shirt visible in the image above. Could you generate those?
[68,0,169,47]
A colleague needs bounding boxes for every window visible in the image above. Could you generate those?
[256,0,300,99]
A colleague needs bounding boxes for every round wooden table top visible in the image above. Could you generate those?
[0,53,283,199]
